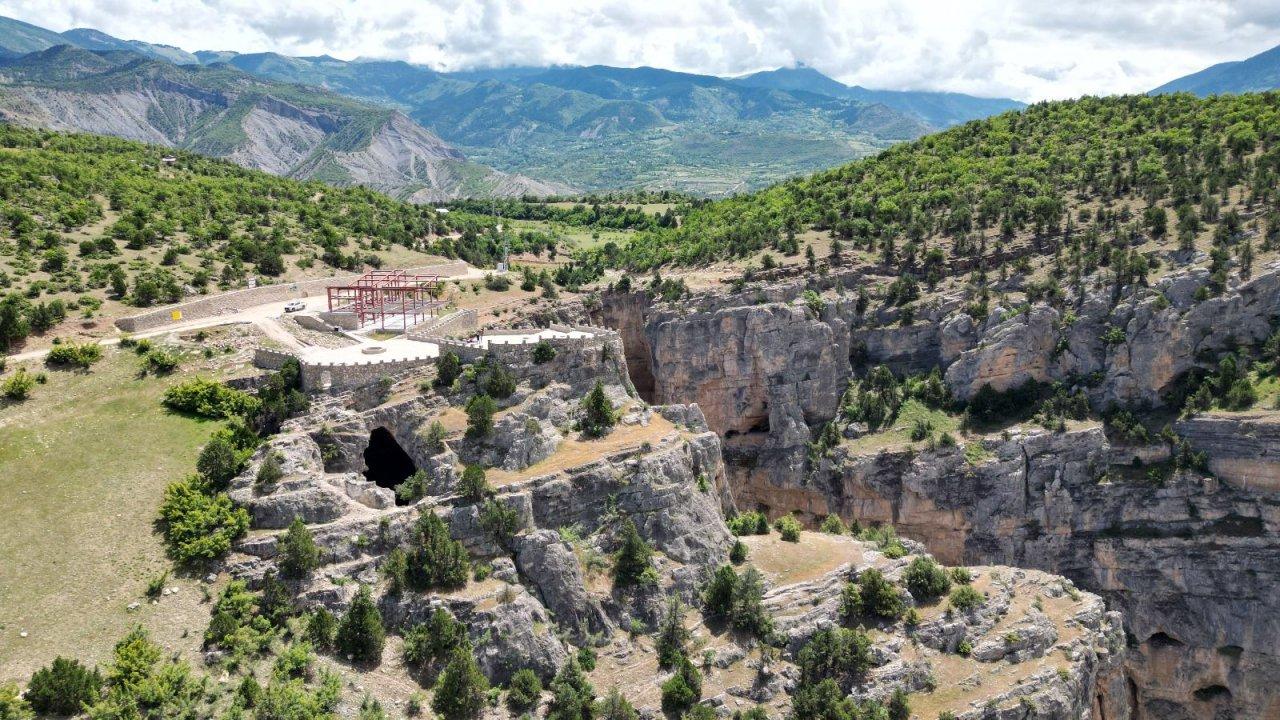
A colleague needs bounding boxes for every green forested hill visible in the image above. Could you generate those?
[605,93,1280,270]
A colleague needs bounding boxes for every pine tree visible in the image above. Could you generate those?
[465,394,497,438]
[278,517,320,578]
[611,518,654,587]
[655,597,690,669]
[596,686,638,720]
[336,585,385,665]
[580,380,616,438]
[547,657,596,720]
[435,351,462,388]
[431,644,488,720]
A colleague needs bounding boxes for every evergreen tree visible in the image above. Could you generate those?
[336,585,385,665]
[506,669,543,714]
[431,644,489,720]
[547,657,596,720]
[465,394,498,438]
[659,654,702,715]
[580,380,616,438]
[435,351,462,388]
[655,597,690,669]
[407,511,470,590]
[596,687,638,720]
[278,517,321,579]
[612,518,655,587]
[23,657,101,716]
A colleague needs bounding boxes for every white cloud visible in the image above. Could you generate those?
[3,0,1279,101]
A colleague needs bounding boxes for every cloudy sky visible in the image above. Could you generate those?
[4,0,1279,101]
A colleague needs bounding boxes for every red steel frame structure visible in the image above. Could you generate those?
[326,269,443,330]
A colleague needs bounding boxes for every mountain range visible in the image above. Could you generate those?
[0,15,1024,197]
[1151,41,1280,96]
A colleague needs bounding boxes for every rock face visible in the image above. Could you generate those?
[588,267,1280,719]
[0,45,566,200]
[221,328,1127,719]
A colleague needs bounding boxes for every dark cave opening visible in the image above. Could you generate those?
[364,427,417,503]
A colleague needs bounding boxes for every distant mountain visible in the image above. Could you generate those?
[205,56,942,194]
[0,45,564,201]
[0,14,1024,195]
[60,27,198,65]
[1151,44,1280,96]
[732,65,1025,128]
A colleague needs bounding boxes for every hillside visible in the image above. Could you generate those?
[1152,43,1280,96]
[605,92,1280,269]
[0,45,563,201]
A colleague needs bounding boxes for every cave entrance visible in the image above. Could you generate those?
[364,427,416,501]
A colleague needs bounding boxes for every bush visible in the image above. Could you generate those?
[142,348,180,374]
[465,393,497,438]
[256,452,284,486]
[24,657,102,716]
[395,469,429,504]
[45,341,102,369]
[612,518,656,587]
[196,433,248,489]
[838,582,863,621]
[1,368,35,400]
[598,687,639,720]
[703,565,738,617]
[546,658,595,720]
[729,539,748,564]
[949,584,985,612]
[278,518,321,579]
[483,362,516,399]
[459,464,492,502]
[336,585,385,665]
[774,515,802,542]
[656,597,690,668]
[729,568,773,638]
[580,380,617,437]
[407,512,470,590]
[858,568,904,619]
[660,655,702,715]
[903,556,951,601]
[431,644,489,720]
[0,683,33,720]
[163,377,258,419]
[727,511,770,536]
[478,498,521,548]
[506,668,542,713]
[404,608,466,670]
[532,340,557,363]
[158,478,250,565]
[820,515,848,535]
[307,608,337,649]
[796,627,872,689]
[435,352,462,388]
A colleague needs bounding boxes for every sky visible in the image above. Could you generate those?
[3,0,1280,101]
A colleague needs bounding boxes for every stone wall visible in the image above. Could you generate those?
[114,261,470,332]
[406,308,478,340]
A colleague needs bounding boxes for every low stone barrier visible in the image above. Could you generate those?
[407,308,477,341]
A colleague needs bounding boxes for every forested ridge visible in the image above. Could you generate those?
[599,92,1280,271]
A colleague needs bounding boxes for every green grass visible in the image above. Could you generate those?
[0,350,222,682]
[843,399,961,454]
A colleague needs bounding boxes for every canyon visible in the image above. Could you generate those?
[579,264,1280,719]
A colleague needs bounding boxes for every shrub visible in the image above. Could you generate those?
[404,608,466,670]
[774,514,802,542]
[820,515,848,535]
[1,683,32,720]
[727,511,770,536]
[546,658,595,720]
[24,657,102,716]
[660,655,702,715]
[483,362,516,399]
[459,464,492,502]
[612,518,656,587]
[703,565,738,617]
[435,351,462,388]
[141,348,180,374]
[336,585,385,665]
[532,340,557,363]
[597,687,639,720]
[278,518,321,579]
[887,688,911,720]
[796,627,872,689]
[729,539,748,564]
[158,478,249,565]
[46,341,102,369]
[255,452,284,485]
[729,567,773,638]
[950,567,972,584]
[478,498,521,548]
[196,433,248,489]
[407,512,470,590]
[903,556,951,600]
[838,582,863,621]
[307,608,337,649]
[506,668,542,713]
[465,393,497,438]
[432,644,489,720]
[949,584,985,612]
[163,377,258,419]
[395,469,429,504]
[858,569,904,619]
[1,368,35,400]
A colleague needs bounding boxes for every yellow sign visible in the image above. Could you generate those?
[171,310,183,321]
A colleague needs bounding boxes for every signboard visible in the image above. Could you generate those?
[171,310,182,321]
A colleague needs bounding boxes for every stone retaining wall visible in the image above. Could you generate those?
[115,261,470,332]
[406,308,477,340]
